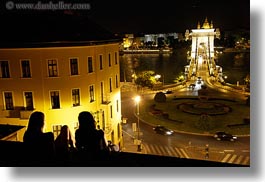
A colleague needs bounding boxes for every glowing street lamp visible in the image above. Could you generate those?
[155,74,164,86]
[134,95,142,152]
[154,74,161,80]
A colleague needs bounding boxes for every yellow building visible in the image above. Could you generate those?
[0,13,123,148]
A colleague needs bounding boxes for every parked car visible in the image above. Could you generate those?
[213,131,237,141]
[163,90,173,94]
[153,125,174,135]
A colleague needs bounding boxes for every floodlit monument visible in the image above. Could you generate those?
[185,17,220,78]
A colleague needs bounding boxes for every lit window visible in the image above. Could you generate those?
[109,77,112,92]
[110,105,113,118]
[89,85,95,102]
[99,55,103,70]
[4,92,14,110]
[21,60,31,78]
[88,57,93,73]
[72,88,80,107]
[52,125,62,139]
[116,75,119,88]
[0,61,10,78]
[102,111,105,130]
[116,100,119,112]
[50,91,60,109]
[70,58,78,75]
[100,82,104,103]
[108,53,111,67]
[48,59,58,77]
[24,92,34,110]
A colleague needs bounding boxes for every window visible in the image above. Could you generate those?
[102,111,105,131]
[24,92,34,110]
[4,92,14,110]
[99,55,103,70]
[110,105,113,118]
[21,60,31,78]
[89,85,95,102]
[88,57,93,73]
[108,53,111,67]
[72,88,80,106]
[70,58,78,75]
[109,78,112,93]
[52,125,62,139]
[100,82,104,103]
[0,61,10,78]
[117,123,121,139]
[115,52,118,65]
[116,100,119,112]
[50,91,60,109]
[115,75,119,88]
[48,59,58,77]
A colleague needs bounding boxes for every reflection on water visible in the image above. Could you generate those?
[120,51,250,84]
[120,50,188,83]
[215,52,250,84]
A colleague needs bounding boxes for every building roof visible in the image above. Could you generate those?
[0,11,122,48]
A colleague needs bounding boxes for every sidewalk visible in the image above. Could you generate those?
[121,130,148,154]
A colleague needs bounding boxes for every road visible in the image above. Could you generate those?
[121,91,250,165]
[120,60,249,165]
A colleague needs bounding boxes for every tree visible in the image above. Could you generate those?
[134,71,156,89]
[154,92,166,103]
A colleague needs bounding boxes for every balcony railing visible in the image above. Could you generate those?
[0,140,248,167]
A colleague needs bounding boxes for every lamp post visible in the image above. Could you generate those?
[134,95,141,152]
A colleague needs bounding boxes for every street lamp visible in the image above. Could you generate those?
[155,74,164,86]
[154,74,161,80]
[134,95,141,152]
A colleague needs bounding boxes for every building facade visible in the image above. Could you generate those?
[0,41,123,148]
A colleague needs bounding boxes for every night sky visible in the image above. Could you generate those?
[0,0,250,34]
[88,0,250,34]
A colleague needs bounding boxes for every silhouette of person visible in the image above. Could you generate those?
[23,111,55,165]
[75,111,108,161]
[54,125,75,162]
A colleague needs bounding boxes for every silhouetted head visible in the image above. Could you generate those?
[78,111,96,129]
[56,125,73,145]
[60,125,69,138]
[27,111,45,132]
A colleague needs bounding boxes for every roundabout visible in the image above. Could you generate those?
[177,101,231,115]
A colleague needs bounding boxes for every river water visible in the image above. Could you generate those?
[119,50,250,85]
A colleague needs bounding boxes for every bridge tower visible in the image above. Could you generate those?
[185,17,220,78]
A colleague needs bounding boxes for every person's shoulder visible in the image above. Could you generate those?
[97,129,105,135]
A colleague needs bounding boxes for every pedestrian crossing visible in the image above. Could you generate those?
[221,153,250,165]
[143,143,189,158]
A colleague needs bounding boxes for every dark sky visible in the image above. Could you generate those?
[88,0,250,34]
[0,0,250,34]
